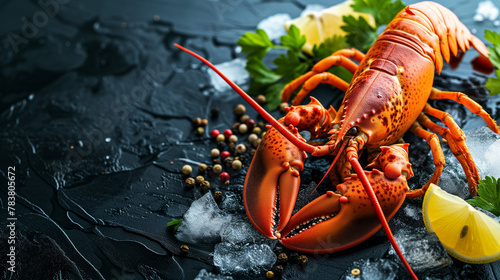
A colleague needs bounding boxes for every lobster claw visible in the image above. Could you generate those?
[243,122,307,238]
[279,144,411,253]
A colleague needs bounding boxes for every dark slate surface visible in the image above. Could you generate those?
[0,0,499,279]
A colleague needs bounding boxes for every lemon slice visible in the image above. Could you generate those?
[423,183,500,263]
[284,0,374,54]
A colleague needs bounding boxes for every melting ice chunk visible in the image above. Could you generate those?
[343,258,401,280]
[194,269,234,280]
[474,0,499,22]
[213,242,277,277]
[220,216,273,245]
[465,127,500,178]
[176,192,232,244]
[207,58,248,92]
[387,228,452,272]
[257,14,291,41]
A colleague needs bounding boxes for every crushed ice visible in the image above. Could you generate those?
[257,13,291,41]
[207,58,249,93]
[213,242,276,277]
[194,269,234,280]
[176,192,232,243]
[473,0,499,22]
[387,228,452,272]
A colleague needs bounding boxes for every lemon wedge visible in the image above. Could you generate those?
[423,183,500,264]
[284,0,374,55]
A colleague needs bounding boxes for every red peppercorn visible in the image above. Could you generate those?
[221,151,231,160]
[220,172,230,182]
[223,129,233,139]
[246,119,255,129]
[210,129,220,138]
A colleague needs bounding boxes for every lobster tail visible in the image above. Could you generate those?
[386,1,489,74]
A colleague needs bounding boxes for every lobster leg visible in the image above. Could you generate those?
[281,49,364,103]
[407,119,445,198]
[291,72,349,106]
[429,88,500,134]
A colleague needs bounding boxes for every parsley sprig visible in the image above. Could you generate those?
[167,218,183,232]
[238,25,349,110]
[484,30,500,95]
[237,0,406,110]
[467,176,500,216]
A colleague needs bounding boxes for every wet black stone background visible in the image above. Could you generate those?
[0,0,499,279]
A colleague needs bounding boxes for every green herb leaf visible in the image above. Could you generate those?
[312,35,350,60]
[351,0,405,26]
[280,25,306,53]
[245,57,282,84]
[467,176,500,216]
[237,29,274,54]
[341,15,377,52]
[167,218,183,232]
[484,30,500,95]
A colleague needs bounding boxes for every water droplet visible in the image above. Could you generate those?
[105,137,111,142]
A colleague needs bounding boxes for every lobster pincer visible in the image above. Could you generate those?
[278,144,413,253]
[244,98,335,237]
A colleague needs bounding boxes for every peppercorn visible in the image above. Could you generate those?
[210,129,220,138]
[238,123,248,134]
[217,141,226,151]
[277,253,288,263]
[235,104,246,115]
[220,172,230,182]
[236,144,246,154]
[184,177,195,188]
[298,255,308,265]
[221,151,231,160]
[351,268,361,276]
[246,119,255,129]
[216,134,225,143]
[192,117,202,127]
[214,191,223,203]
[228,142,236,153]
[211,148,220,157]
[223,129,233,139]
[180,244,189,255]
[252,126,262,135]
[201,119,208,126]
[257,94,266,104]
[223,156,234,169]
[211,107,219,118]
[228,135,238,143]
[257,121,265,129]
[232,122,240,130]
[201,180,210,192]
[232,159,242,170]
[275,265,283,275]
[213,164,222,174]
[198,163,207,173]
[249,149,256,156]
[195,175,204,185]
[266,271,274,279]
[248,133,258,143]
[197,127,204,135]
[289,252,299,263]
[181,165,192,175]
[240,114,250,123]
[213,158,221,164]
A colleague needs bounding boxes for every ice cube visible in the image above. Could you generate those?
[474,0,499,22]
[213,242,277,277]
[465,127,500,178]
[220,216,274,245]
[387,228,452,272]
[176,192,232,244]
[342,258,401,280]
[194,269,234,280]
[257,14,291,41]
[220,192,244,214]
[207,58,248,92]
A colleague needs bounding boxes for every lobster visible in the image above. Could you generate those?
[175,1,499,279]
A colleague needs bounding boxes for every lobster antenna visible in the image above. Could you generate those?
[174,43,317,154]
[311,139,347,194]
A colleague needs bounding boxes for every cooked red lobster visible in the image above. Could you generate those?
[175,1,499,279]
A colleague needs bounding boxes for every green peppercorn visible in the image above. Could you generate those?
[195,175,204,185]
[232,159,242,170]
[213,164,222,174]
[185,177,195,188]
[211,148,220,157]
[181,165,192,175]
[235,104,246,115]
[198,163,207,173]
